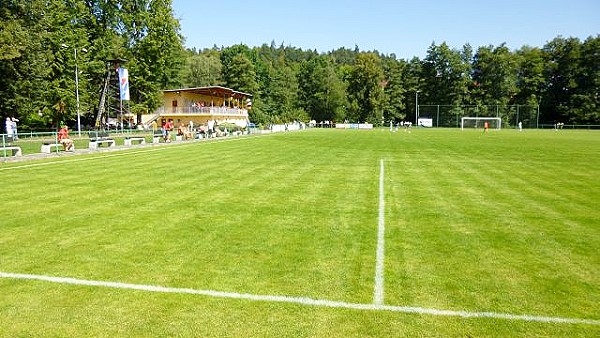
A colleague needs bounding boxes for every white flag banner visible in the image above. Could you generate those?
[117,67,130,101]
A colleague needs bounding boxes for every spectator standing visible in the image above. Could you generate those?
[11,117,19,139]
[5,117,13,140]
[164,119,174,142]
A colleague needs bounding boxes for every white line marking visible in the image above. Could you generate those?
[373,159,385,305]
[0,147,169,171]
[0,135,254,172]
[1,271,598,325]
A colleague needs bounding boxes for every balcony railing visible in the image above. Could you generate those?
[156,106,248,116]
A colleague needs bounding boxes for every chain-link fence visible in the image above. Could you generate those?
[417,105,540,128]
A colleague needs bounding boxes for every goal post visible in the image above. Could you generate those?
[461,117,502,130]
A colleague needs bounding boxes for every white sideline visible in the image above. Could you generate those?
[0,135,252,172]
[0,271,598,326]
[373,159,385,305]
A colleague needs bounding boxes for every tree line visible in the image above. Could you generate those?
[1,0,598,130]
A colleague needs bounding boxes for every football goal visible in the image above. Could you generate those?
[461,117,501,130]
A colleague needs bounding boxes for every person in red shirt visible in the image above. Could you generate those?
[483,121,489,133]
[58,125,74,151]
[164,119,174,142]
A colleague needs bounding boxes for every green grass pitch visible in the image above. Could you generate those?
[0,128,598,337]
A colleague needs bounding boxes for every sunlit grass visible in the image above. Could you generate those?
[0,129,598,337]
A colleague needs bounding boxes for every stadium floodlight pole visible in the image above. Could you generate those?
[536,98,541,129]
[62,44,87,137]
[415,90,420,125]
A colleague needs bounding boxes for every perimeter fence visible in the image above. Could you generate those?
[1,124,268,160]
[417,105,540,129]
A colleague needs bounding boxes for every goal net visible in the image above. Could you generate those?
[461,117,501,130]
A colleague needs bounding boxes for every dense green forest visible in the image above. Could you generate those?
[1,0,599,130]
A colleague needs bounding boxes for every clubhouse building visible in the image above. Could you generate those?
[147,86,253,128]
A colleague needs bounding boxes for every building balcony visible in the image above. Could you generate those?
[155,106,249,117]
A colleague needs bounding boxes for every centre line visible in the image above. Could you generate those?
[373,159,385,305]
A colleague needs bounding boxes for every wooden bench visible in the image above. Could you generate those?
[124,136,146,146]
[41,141,74,153]
[89,131,115,149]
[2,146,22,157]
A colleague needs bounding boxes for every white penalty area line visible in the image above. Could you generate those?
[373,159,385,305]
[1,272,598,326]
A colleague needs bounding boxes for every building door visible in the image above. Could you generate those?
[172,100,178,114]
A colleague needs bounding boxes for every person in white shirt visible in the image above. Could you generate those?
[5,117,13,140]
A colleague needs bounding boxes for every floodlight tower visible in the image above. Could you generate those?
[61,44,87,136]
[415,90,420,125]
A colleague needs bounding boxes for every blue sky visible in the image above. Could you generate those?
[172,0,600,59]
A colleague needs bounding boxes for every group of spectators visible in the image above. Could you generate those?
[5,117,232,153]
[5,117,74,152]
[152,119,223,142]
